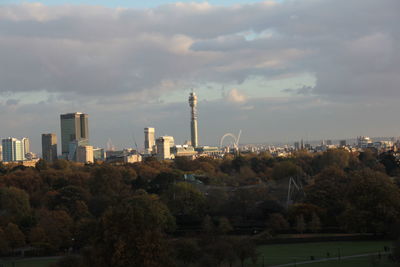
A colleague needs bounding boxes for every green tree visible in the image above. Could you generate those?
[313,149,350,171]
[5,223,25,250]
[305,167,348,226]
[162,182,206,223]
[87,193,175,267]
[0,187,31,225]
[342,169,400,233]
[272,161,303,180]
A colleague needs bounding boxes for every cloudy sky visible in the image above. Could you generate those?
[0,0,399,152]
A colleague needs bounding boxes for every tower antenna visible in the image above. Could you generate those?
[189,91,198,147]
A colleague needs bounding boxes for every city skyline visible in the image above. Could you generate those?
[0,0,399,152]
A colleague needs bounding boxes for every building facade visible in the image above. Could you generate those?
[60,112,89,158]
[144,127,155,153]
[1,138,25,162]
[76,145,94,164]
[156,136,175,160]
[42,133,58,162]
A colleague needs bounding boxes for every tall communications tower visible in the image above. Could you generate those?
[189,92,198,148]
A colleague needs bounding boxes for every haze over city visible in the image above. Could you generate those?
[1,0,399,152]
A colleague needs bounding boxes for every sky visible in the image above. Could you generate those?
[0,0,399,152]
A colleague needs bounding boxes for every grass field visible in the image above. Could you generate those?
[0,257,58,267]
[0,241,395,267]
[248,240,393,267]
[299,256,393,267]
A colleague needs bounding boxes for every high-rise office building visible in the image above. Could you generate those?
[156,136,175,160]
[0,145,2,162]
[189,92,198,148]
[42,133,58,162]
[60,112,89,158]
[22,137,30,156]
[1,137,25,162]
[144,127,155,153]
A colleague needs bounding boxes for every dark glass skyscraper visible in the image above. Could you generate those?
[60,112,89,158]
[42,133,57,162]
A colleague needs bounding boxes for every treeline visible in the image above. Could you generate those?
[0,148,400,266]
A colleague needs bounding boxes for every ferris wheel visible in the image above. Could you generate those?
[219,130,242,150]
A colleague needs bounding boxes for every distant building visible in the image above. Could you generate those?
[25,152,38,160]
[2,137,25,162]
[196,146,220,157]
[144,127,155,153]
[357,136,372,148]
[339,140,347,147]
[172,145,196,158]
[326,140,332,146]
[105,148,141,164]
[68,139,89,161]
[0,145,2,161]
[22,137,30,156]
[294,142,300,150]
[93,147,105,161]
[156,136,175,160]
[60,112,89,158]
[76,145,94,164]
[42,133,58,162]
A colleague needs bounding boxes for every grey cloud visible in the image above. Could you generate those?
[0,1,399,101]
[6,99,19,105]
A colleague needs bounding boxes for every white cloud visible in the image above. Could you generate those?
[226,88,247,103]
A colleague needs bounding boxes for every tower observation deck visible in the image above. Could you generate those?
[189,92,198,148]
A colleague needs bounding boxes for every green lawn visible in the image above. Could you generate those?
[0,258,58,267]
[299,256,393,267]
[248,240,392,267]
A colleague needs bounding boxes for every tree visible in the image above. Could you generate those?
[148,171,182,194]
[52,159,69,170]
[233,237,258,267]
[314,149,350,171]
[5,223,25,250]
[87,193,175,267]
[35,159,49,171]
[217,217,233,235]
[0,187,31,225]
[341,169,400,233]
[266,213,289,235]
[309,213,321,233]
[29,226,49,248]
[173,239,201,266]
[0,227,10,254]
[161,182,206,224]
[295,215,306,234]
[305,167,348,226]
[272,161,303,180]
[36,210,74,250]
